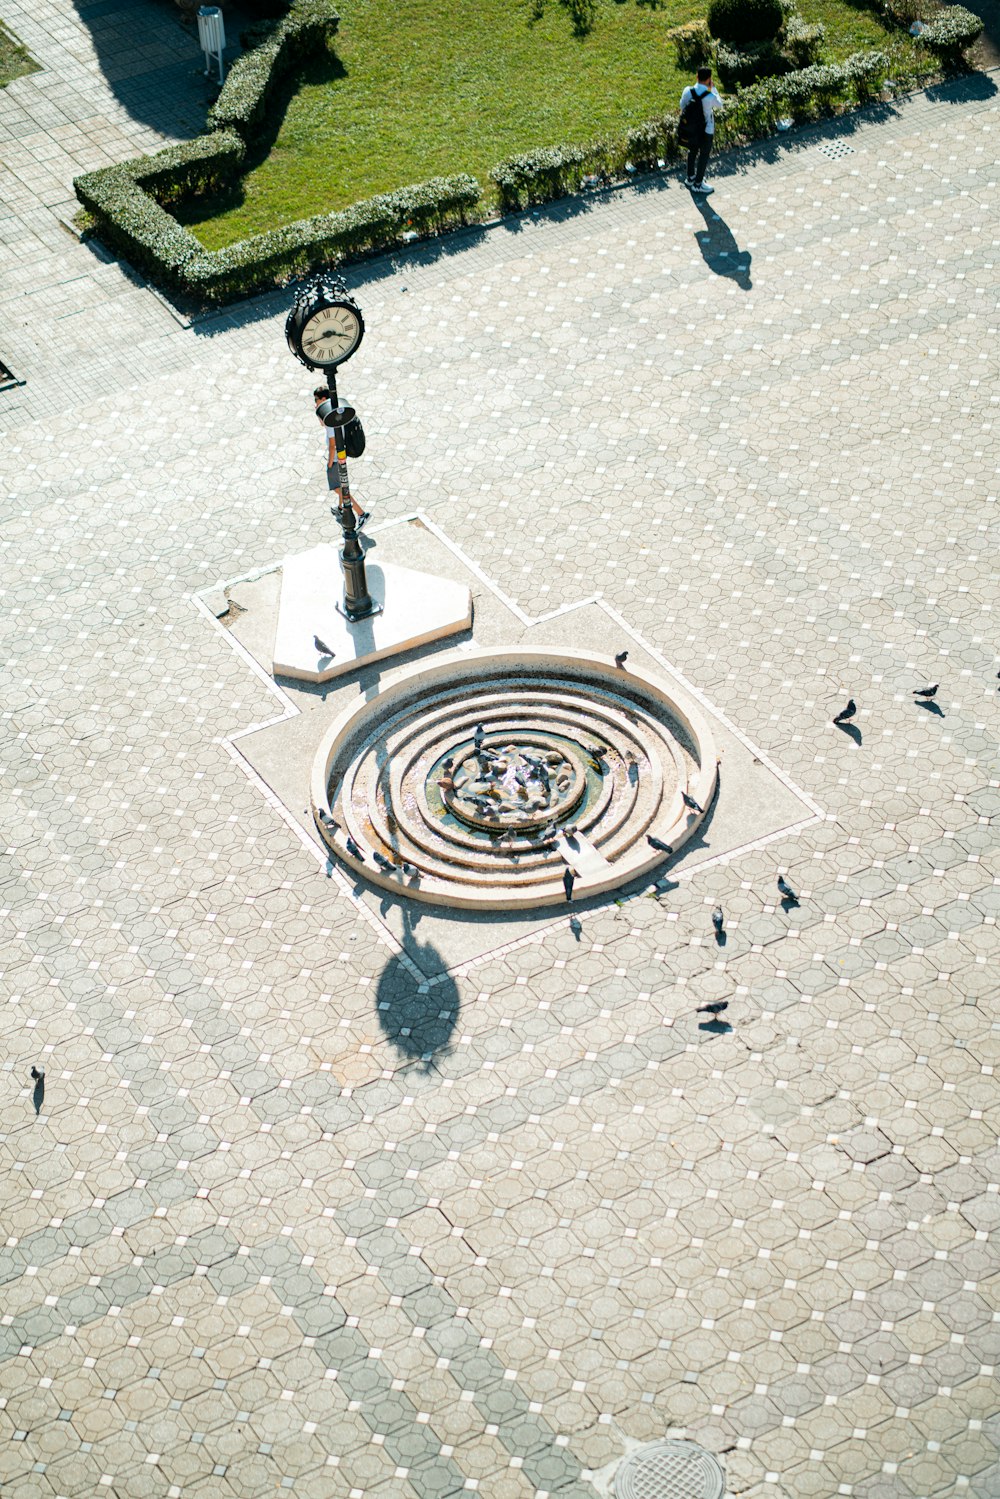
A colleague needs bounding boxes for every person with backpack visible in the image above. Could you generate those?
[679,67,724,195]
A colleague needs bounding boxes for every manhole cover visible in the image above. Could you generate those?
[614,1439,726,1499]
[818,140,855,160]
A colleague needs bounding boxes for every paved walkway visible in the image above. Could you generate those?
[0,0,247,425]
[0,30,998,1499]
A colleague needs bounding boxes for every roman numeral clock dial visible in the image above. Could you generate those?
[285,276,366,372]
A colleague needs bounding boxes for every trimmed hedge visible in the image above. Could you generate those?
[183,176,482,301]
[74,131,247,283]
[77,153,480,300]
[206,0,339,143]
[491,123,683,211]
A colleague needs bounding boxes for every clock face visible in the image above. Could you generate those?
[300,303,363,367]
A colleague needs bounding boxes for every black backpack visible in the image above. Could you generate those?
[678,89,707,147]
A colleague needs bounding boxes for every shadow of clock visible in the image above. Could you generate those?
[374,937,460,1069]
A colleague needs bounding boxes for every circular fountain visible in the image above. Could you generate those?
[311,649,718,908]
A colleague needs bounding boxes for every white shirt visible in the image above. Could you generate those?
[680,83,723,136]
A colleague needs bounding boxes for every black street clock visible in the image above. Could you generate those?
[285,275,365,371]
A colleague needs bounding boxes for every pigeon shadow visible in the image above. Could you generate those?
[834,722,863,747]
[375,931,459,1067]
[691,197,752,289]
[698,1018,733,1035]
[32,1073,45,1115]
[780,896,801,914]
[714,930,727,948]
[916,700,945,718]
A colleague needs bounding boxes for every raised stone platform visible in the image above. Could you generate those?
[272,543,472,681]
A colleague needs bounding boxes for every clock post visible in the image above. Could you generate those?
[323,403,380,622]
[285,274,379,622]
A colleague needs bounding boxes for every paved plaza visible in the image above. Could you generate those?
[1,6,1000,1493]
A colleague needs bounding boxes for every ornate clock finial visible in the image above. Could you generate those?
[285,278,365,372]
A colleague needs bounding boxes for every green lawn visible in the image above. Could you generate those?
[185,0,898,249]
[0,20,39,89]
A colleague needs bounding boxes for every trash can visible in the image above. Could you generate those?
[197,6,226,84]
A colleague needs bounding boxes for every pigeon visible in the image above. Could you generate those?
[30,1066,44,1081]
[712,906,724,934]
[647,836,674,855]
[833,698,857,724]
[563,825,579,842]
[313,635,336,658]
[682,791,703,813]
[473,724,485,748]
[614,650,629,669]
[563,867,576,902]
[30,1067,44,1115]
[401,862,416,876]
[373,850,395,870]
[346,837,364,860]
[317,809,338,830]
[777,875,798,902]
[913,683,938,699]
[696,1001,728,1015]
[587,744,608,760]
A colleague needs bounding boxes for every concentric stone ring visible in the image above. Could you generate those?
[311,648,718,909]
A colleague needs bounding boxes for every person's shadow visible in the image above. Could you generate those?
[691,196,752,290]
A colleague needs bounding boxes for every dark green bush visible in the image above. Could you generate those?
[916,5,982,57]
[707,0,784,44]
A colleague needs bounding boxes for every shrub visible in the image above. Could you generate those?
[76,167,481,303]
[718,50,900,138]
[714,37,788,85]
[667,18,713,67]
[916,5,983,56]
[73,132,246,286]
[489,119,684,212]
[707,0,784,44]
[783,13,826,65]
[207,0,340,144]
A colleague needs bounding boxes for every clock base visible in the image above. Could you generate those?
[272,543,472,683]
